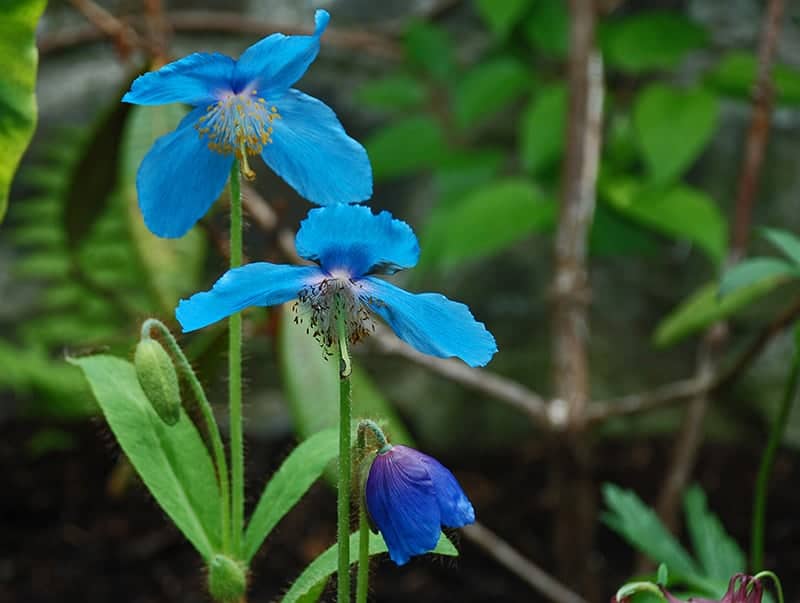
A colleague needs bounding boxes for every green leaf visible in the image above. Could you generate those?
[282,531,457,603]
[475,0,532,38]
[602,483,699,579]
[654,277,789,347]
[70,355,222,560]
[633,84,719,184]
[355,74,427,113]
[454,57,531,130]
[277,307,414,445]
[420,178,554,269]
[683,485,746,585]
[706,52,800,105]
[719,258,798,297]
[600,12,707,74]
[434,149,506,206]
[761,228,800,266]
[523,0,568,57]
[520,83,566,174]
[365,116,447,180]
[243,428,339,562]
[603,180,727,265]
[122,104,206,313]
[657,563,669,586]
[0,0,46,223]
[404,21,454,82]
[589,204,658,258]
[64,95,134,250]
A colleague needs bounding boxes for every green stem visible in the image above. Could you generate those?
[751,333,800,571]
[754,570,785,603]
[337,304,352,603]
[229,160,244,557]
[141,318,231,554]
[355,423,371,603]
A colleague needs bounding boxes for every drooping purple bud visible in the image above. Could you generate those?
[364,444,475,565]
[660,574,764,603]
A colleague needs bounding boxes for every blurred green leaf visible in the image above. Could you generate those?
[243,428,338,562]
[404,20,454,82]
[602,483,700,579]
[420,178,554,269]
[719,258,798,297]
[523,0,568,57]
[64,96,134,250]
[434,149,506,206]
[683,485,746,585]
[282,531,457,603]
[706,52,800,105]
[122,104,206,313]
[633,84,719,185]
[277,306,413,445]
[365,116,447,180]
[71,355,222,560]
[454,57,530,129]
[654,277,788,347]
[589,204,658,257]
[600,12,707,74]
[761,227,800,266]
[657,563,669,586]
[356,74,428,113]
[520,83,566,174]
[475,0,532,38]
[603,180,727,265]
[0,0,46,223]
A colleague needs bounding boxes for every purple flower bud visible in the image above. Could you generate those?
[660,574,764,603]
[364,444,475,565]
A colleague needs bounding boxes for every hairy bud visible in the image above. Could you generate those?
[134,338,181,425]
[207,554,247,602]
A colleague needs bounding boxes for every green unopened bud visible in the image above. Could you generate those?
[135,338,181,425]
[207,554,247,602]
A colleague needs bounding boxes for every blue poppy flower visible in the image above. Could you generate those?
[364,444,475,565]
[122,9,372,238]
[175,204,497,367]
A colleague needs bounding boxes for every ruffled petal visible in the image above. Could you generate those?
[418,454,475,528]
[136,107,233,238]
[362,278,498,367]
[123,53,235,106]
[295,205,419,277]
[260,89,372,206]
[365,446,442,566]
[233,9,330,94]
[176,263,321,332]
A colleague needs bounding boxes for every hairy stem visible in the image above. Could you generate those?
[356,426,370,603]
[229,160,244,557]
[337,307,352,602]
[141,318,231,553]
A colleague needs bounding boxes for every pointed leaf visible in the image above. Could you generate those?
[282,531,457,603]
[683,485,745,584]
[706,51,800,106]
[0,0,47,223]
[761,228,800,266]
[523,0,568,57]
[520,83,566,174]
[454,57,531,130]
[602,483,699,579]
[243,428,339,562]
[719,258,798,297]
[633,84,719,184]
[476,0,532,38]
[70,355,222,560]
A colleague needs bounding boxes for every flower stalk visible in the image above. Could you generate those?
[229,160,244,557]
[140,318,231,554]
[356,420,382,603]
[337,300,352,603]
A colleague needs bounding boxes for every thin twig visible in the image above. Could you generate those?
[462,523,589,603]
[67,0,143,56]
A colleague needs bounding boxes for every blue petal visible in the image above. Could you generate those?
[136,107,233,238]
[233,9,330,94]
[365,446,442,566]
[362,279,498,367]
[295,206,418,277]
[123,53,235,106]
[176,263,321,332]
[260,89,372,206]
[418,454,475,528]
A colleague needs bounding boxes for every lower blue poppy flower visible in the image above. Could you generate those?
[175,204,497,367]
[364,444,475,565]
[122,9,372,238]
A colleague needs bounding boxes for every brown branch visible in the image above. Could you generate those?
[461,522,589,603]
[40,11,401,59]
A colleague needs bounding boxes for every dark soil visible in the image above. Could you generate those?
[2,420,799,603]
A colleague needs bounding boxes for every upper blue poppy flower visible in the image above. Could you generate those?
[175,204,497,367]
[122,9,372,238]
[365,444,475,565]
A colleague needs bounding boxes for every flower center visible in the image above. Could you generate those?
[195,90,281,179]
[292,275,381,355]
